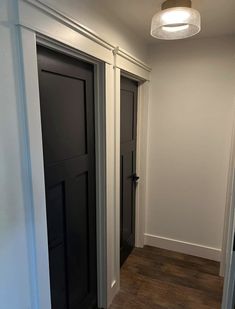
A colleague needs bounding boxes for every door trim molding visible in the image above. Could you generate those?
[23,0,115,51]
[221,101,235,309]
[18,27,107,309]
[115,69,150,253]
[20,0,151,72]
[113,47,151,73]
[18,28,51,309]
[135,81,149,248]
[105,64,120,306]
[221,100,235,274]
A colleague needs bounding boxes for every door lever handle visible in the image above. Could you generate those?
[132,173,140,183]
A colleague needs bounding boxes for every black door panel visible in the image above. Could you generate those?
[37,46,97,309]
[120,76,138,266]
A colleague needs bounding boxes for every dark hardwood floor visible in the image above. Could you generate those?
[110,246,223,309]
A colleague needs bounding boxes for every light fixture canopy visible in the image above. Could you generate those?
[151,0,201,40]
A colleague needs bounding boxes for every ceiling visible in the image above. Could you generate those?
[99,0,235,43]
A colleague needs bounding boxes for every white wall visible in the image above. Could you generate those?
[41,0,148,62]
[145,36,235,260]
[0,0,33,308]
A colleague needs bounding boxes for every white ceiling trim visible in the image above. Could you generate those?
[113,47,151,72]
[22,0,151,72]
[24,0,115,50]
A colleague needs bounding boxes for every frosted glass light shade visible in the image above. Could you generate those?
[151,7,201,40]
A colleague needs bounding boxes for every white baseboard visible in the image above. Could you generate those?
[144,233,221,262]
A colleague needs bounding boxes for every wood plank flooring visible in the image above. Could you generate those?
[110,246,223,309]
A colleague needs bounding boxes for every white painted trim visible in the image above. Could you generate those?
[115,55,151,81]
[222,170,235,309]
[112,69,150,304]
[20,0,152,76]
[116,72,150,253]
[114,47,151,73]
[220,101,235,309]
[222,180,235,309]
[144,234,221,262]
[18,0,113,64]
[18,27,51,309]
[114,67,121,289]
[221,101,235,276]
[23,0,115,50]
[105,63,119,307]
[36,34,106,65]
[116,71,149,251]
[227,253,235,309]
[135,82,150,248]
[93,63,108,309]
[19,27,108,309]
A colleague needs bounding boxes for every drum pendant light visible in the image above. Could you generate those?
[150,0,201,40]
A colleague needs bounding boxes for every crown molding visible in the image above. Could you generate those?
[23,0,115,51]
[22,0,151,73]
[113,47,151,72]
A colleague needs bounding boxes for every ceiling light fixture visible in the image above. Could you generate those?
[150,0,201,40]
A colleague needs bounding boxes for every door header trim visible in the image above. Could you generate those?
[21,0,151,74]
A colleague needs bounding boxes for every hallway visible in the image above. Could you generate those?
[110,246,223,309]
[2,1,235,308]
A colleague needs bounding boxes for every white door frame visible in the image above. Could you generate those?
[36,34,108,307]
[113,48,151,253]
[135,80,150,248]
[110,50,150,306]
[221,102,235,308]
[104,65,151,305]
[118,71,150,248]
[220,102,235,276]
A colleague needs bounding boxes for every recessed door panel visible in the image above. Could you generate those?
[46,182,65,248]
[49,244,67,309]
[66,172,89,306]
[39,72,87,165]
[121,91,135,143]
[122,151,134,238]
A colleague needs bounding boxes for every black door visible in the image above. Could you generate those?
[37,46,97,309]
[120,76,138,266]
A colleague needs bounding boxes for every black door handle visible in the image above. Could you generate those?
[132,173,140,183]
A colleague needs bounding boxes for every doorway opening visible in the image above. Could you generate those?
[120,76,139,266]
[115,74,224,309]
